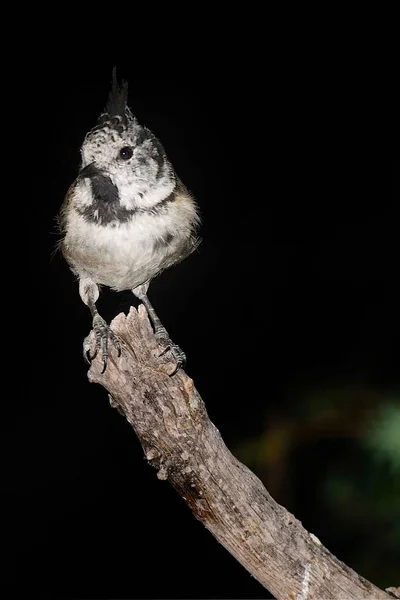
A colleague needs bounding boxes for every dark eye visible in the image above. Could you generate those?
[119,146,133,160]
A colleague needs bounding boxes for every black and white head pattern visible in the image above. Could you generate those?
[76,71,176,225]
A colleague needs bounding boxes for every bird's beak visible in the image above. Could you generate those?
[78,163,102,179]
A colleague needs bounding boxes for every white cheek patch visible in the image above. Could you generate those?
[115,171,176,212]
[80,122,176,214]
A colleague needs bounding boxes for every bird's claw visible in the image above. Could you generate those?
[83,336,92,366]
[157,335,186,376]
[83,316,121,373]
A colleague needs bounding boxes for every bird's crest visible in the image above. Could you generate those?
[94,67,133,131]
[105,67,129,119]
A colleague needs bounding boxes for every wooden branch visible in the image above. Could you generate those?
[86,306,390,600]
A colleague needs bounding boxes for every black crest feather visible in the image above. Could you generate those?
[104,67,129,121]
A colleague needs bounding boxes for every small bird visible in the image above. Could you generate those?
[59,71,201,373]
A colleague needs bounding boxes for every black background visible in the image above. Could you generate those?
[10,34,399,600]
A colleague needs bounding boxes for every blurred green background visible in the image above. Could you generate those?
[234,382,400,588]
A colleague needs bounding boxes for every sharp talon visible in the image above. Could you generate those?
[159,345,171,357]
[169,353,186,376]
[156,335,186,375]
[83,349,92,366]
[82,316,121,371]
[169,363,181,377]
[90,346,99,361]
[83,336,94,365]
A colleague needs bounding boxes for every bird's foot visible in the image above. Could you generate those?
[156,329,186,376]
[83,314,121,373]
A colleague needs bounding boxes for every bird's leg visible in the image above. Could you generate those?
[80,278,121,373]
[132,284,186,375]
[141,294,187,374]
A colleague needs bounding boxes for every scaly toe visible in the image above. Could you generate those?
[157,336,186,375]
[83,317,121,371]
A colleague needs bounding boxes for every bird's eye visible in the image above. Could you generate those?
[119,146,133,160]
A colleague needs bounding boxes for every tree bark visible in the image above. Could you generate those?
[86,306,391,600]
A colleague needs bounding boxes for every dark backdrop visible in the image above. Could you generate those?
[11,51,399,599]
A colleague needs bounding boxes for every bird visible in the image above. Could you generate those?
[58,70,201,374]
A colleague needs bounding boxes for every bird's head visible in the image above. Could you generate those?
[76,70,175,224]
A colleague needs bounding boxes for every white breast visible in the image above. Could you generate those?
[62,200,197,291]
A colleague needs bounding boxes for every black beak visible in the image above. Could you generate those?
[78,163,102,179]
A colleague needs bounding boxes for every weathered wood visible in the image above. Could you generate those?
[87,306,390,600]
